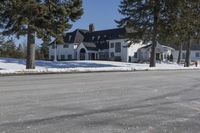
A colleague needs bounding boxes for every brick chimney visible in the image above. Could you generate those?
[89,24,95,33]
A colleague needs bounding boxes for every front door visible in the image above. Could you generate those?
[91,53,95,60]
[80,48,86,60]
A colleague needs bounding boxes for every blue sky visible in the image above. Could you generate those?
[16,0,122,45]
[70,0,122,31]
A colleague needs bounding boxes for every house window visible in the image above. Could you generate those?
[63,44,69,48]
[195,52,200,58]
[96,53,98,59]
[99,52,109,60]
[129,56,132,62]
[92,36,95,40]
[98,36,101,40]
[68,54,72,60]
[110,43,114,48]
[182,53,186,59]
[115,42,121,53]
[61,55,65,60]
[110,52,114,57]
[51,55,54,60]
[134,53,138,58]
[69,35,72,41]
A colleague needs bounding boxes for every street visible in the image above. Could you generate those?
[0,70,200,133]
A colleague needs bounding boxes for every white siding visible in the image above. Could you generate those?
[128,42,144,62]
[49,44,76,60]
[109,39,128,62]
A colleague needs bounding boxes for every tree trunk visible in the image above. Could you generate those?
[177,43,182,64]
[150,0,160,67]
[185,38,191,67]
[26,25,35,69]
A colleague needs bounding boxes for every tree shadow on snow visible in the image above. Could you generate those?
[0,58,118,68]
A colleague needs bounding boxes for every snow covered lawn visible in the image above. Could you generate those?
[0,57,199,75]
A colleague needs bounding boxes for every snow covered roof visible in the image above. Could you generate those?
[139,43,174,53]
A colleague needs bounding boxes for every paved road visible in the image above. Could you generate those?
[0,70,200,133]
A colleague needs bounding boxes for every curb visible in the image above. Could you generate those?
[0,68,199,76]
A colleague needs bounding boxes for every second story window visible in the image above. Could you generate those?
[92,36,95,40]
[69,35,72,41]
[110,43,114,48]
[115,42,121,53]
[195,52,200,58]
[134,53,137,58]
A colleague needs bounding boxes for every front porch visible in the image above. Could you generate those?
[78,48,98,60]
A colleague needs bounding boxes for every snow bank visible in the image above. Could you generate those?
[0,58,199,75]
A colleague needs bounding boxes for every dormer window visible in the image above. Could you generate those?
[92,36,95,40]
[69,35,72,41]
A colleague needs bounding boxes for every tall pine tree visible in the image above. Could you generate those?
[180,0,200,67]
[117,0,163,67]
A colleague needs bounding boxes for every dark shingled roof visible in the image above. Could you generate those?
[63,28,126,50]
[64,29,88,43]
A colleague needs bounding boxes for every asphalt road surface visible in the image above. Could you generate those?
[0,70,200,133]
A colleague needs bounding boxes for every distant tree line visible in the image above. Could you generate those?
[0,35,49,60]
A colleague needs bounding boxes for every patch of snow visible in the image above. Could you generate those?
[0,57,199,75]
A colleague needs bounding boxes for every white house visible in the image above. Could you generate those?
[49,24,145,62]
[137,43,175,62]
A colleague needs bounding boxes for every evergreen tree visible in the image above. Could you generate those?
[0,39,16,57]
[181,0,200,67]
[117,0,164,67]
[159,0,199,66]
[16,44,25,58]
[0,0,83,69]
[0,35,5,56]
[117,0,199,67]
[40,38,50,60]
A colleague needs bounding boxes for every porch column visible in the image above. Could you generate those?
[163,53,165,61]
[85,52,88,60]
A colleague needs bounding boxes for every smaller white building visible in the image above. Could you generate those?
[137,43,174,62]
